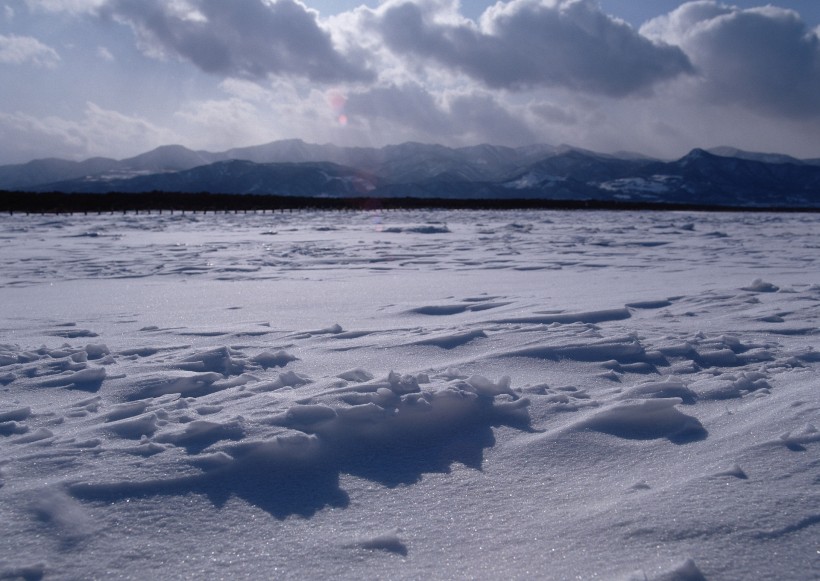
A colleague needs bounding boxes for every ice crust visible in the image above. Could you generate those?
[0,210,818,580]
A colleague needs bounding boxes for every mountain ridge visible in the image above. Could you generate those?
[2,140,819,208]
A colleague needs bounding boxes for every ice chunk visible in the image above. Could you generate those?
[337,368,374,382]
[175,347,245,376]
[104,401,148,422]
[0,421,29,436]
[742,279,779,292]
[625,300,672,309]
[189,451,235,471]
[255,370,311,392]
[12,428,54,444]
[155,419,244,451]
[502,335,646,363]
[492,307,631,325]
[349,529,408,556]
[84,344,110,360]
[251,349,297,369]
[0,407,31,422]
[690,372,771,400]
[409,304,468,316]
[38,367,106,391]
[127,442,169,457]
[387,371,421,394]
[0,350,19,367]
[104,413,158,439]
[304,323,343,335]
[413,329,487,349]
[620,377,697,404]
[466,375,515,398]
[713,464,748,479]
[120,347,159,357]
[695,348,738,367]
[132,372,224,399]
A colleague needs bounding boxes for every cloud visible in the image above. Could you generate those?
[642,1,820,118]
[175,96,266,149]
[24,0,106,13]
[0,102,178,163]
[0,34,60,67]
[344,83,538,145]
[530,101,578,126]
[367,0,693,96]
[97,46,114,61]
[98,0,374,84]
[345,84,446,136]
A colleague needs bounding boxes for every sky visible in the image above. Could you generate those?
[1,0,820,164]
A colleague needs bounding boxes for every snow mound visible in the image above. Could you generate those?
[575,398,707,443]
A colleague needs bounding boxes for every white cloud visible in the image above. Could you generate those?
[642,1,820,118]
[172,81,366,150]
[96,45,114,61]
[24,0,106,13]
[365,0,693,96]
[340,83,540,146]
[170,79,542,151]
[174,97,265,149]
[218,78,272,103]
[0,102,178,162]
[0,33,60,67]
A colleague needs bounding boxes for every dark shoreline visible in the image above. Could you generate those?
[1,190,818,214]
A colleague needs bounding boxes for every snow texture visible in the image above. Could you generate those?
[0,209,818,580]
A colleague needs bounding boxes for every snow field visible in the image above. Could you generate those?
[0,209,818,580]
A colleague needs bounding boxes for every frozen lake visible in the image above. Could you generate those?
[1,209,818,580]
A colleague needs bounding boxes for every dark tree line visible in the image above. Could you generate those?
[1,190,816,214]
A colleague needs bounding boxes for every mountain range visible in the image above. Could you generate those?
[2,140,819,208]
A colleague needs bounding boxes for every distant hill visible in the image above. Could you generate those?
[706,146,818,166]
[0,156,120,190]
[2,140,819,208]
[39,160,381,197]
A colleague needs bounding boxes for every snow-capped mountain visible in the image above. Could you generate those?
[1,141,819,208]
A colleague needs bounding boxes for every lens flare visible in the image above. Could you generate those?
[327,91,346,112]
[327,90,349,127]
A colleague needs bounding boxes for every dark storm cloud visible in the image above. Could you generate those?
[371,0,693,96]
[643,1,820,118]
[99,0,373,83]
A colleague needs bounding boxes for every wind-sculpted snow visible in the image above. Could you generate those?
[70,371,530,516]
[0,210,818,580]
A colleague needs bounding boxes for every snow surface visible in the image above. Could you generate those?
[0,209,818,580]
